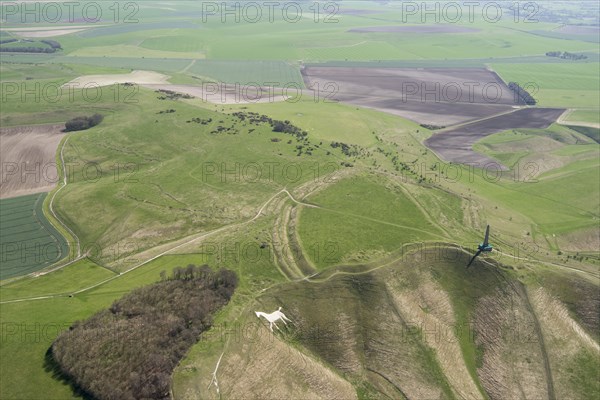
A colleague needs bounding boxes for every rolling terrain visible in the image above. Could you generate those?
[0,1,598,399]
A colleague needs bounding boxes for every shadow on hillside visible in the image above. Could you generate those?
[43,346,93,400]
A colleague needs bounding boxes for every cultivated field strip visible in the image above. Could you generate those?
[0,193,68,279]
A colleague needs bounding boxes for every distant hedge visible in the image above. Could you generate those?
[0,39,61,53]
[0,46,58,53]
[50,265,238,400]
[508,82,537,105]
[64,114,103,132]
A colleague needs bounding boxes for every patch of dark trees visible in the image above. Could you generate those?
[546,51,587,61]
[330,141,362,157]
[156,89,194,100]
[508,82,537,105]
[232,111,308,141]
[157,109,176,114]
[0,39,62,53]
[41,40,62,49]
[49,265,238,400]
[64,114,103,132]
[230,111,321,156]
[420,124,445,130]
[187,117,213,124]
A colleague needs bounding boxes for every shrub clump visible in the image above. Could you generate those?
[64,114,103,132]
[50,265,238,400]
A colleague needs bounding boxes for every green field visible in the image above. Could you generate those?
[188,60,304,86]
[0,193,69,279]
[297,175,444,268]
[492,63,600,108]
[565,109,600,124]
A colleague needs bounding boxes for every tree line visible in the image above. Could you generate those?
[546,51,587,61]
[50,265,238,400]
[0,39,62,53]
[64,114,104,132]
[508,82,537,105]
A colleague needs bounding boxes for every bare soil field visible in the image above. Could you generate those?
[0,124,65,199]
[302,66,518,126]
[425,108,565,169]
[349,25,480,33]
[142,84,290,104]
[62,70,169,88]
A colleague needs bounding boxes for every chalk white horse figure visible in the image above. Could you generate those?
[255,307,292,332]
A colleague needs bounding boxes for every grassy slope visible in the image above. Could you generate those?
[47,88,343,268]
[297,174,443,268]
[472,125,600,238]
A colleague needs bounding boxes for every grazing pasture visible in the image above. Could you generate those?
[297,175,444,268]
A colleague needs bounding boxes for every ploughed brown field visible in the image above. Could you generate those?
[301,66,520,126]
[425,108,566,169]
[0,124,65,199]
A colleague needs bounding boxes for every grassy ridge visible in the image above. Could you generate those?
[297,175,444,268]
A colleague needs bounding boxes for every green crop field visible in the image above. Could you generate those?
[492,63,600,108]
[565,109,600,124]
[188,60,304,86]
[0,193,69,279]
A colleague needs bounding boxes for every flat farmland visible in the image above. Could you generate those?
[425,108,566,169]
[0,193,68,279]
[0,124,65,199]
[492,63,600,108]
[302,66,519,126]
[188,60,304,87]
